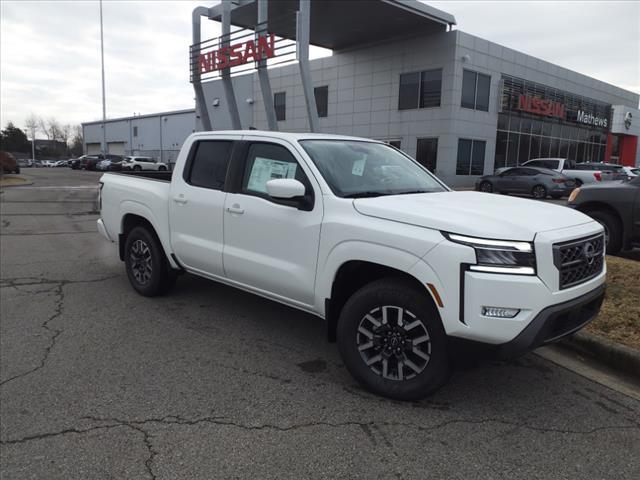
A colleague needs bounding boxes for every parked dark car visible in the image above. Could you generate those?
[81,156,101,171]
[476,166,576,199]
[69,157,83,169]
[568,176,640,254]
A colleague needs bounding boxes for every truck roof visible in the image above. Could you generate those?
[190,130,383,143]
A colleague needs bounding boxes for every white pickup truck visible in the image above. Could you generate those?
[522,158,624,185]
[98,131,606,400]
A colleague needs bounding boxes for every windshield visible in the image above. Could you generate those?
[299,140,448,198]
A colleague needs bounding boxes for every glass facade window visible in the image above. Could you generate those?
[461,70,491,111]
[274,92,286,121]
[314,86,328,118]
[416,138,438,172]
[494,74,610,169]
[398,69,442,110]
[456,139,486,175]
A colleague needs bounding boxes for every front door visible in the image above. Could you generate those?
[222,140,323,306]
[169,138,237,276]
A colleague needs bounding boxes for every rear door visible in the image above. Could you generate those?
[222,138,323,306]
[169,137,239,276]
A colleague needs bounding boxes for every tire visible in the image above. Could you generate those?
[589,210,622,254]
[124,226,177,296]
[133,165,142,171]
[14,166,20,174]
[337,278,450,400]
[479,181,493,193]
[531,184,547,199]
[550,193,563,200]
[158,166,167,171]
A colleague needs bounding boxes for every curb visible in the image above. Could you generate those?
[560,331,640,379]
[0,176,33,188]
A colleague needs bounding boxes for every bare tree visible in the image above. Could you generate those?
[24,113,39,160]
[59,123,71,147]
[38,117,49,140]
[46,117,62,142]
[25,113,39,139]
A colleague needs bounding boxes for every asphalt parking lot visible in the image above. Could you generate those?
[1,169,639,479]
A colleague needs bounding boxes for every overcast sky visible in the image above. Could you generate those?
[1,1,638,136]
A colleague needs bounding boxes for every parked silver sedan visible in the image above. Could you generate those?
[475,166,576,199]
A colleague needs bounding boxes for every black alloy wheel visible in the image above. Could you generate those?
[124,226,177,296]
[337,278,450,400]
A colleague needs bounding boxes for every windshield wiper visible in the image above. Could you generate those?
[393,189,434,195]
[342,191,390,198]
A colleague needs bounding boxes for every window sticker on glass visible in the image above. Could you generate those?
[247,157,298,193]
[352,158,366,176]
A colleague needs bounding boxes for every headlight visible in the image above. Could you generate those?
[443,232,536,275]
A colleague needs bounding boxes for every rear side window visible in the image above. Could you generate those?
[186,141,233,190]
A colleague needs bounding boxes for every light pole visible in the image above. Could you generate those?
[99,0,107,156]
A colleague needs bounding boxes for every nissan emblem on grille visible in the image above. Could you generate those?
[553,234,604,289]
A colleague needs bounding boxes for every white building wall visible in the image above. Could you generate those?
[83,110,196,164]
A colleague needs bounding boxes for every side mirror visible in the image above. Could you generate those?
[266,178,306,199]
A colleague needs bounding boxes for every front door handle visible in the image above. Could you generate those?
[226,204,244,215]
[173,195,187,205]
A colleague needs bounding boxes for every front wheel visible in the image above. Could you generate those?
[158,165,167,171]
[337,279,450,400]
[531,184,547,199]
[124,226,177,296]
[479,181,493,193]
[589,210,622,254]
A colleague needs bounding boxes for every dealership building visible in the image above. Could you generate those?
[83,0,639,186]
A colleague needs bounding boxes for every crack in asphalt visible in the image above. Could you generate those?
[2,414,638,448]
[0,284,64,388]
[0,275,121,388]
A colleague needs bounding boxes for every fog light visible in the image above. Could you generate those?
[481,306,520,318]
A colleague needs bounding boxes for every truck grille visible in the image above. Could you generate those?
[553,234,605,289]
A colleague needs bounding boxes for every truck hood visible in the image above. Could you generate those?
[353,191,593,241]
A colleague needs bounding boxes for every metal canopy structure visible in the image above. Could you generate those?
[218,0,456,51]
[191,0,456,133]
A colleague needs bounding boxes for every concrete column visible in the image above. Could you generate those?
[257,0,278,131]
[192,6,212,131]
[221,0,242,130]
[297,0,320,132]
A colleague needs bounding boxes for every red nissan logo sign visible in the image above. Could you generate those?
[517,94,566,119]
[198,33,276,74]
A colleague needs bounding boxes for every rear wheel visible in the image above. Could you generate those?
[158,165,167,171]
[589,210,622,254]
[531,184,547,199]
[479,181,493,193]
[133,165,142,171]
[124,226,177,296]
[337,278,450,400]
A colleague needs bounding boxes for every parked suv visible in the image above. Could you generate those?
[98,132,606,400]
[122,156,168,171]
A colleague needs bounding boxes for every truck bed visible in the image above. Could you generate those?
[111,170,173,182]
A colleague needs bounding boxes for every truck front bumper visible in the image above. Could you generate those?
[497,284,605,358]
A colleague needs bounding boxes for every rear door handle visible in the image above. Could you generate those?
[226,205,244,215]
[173,195,187,205]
